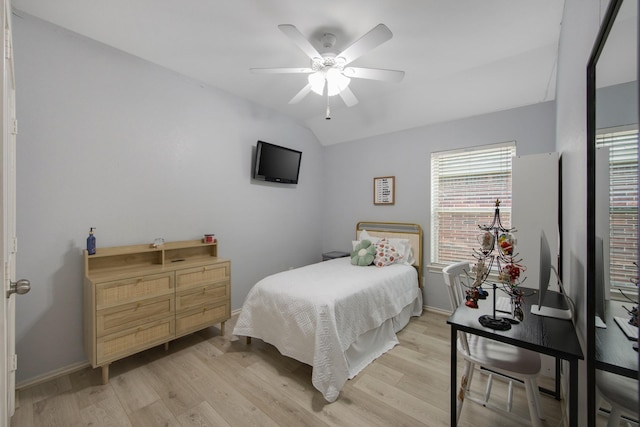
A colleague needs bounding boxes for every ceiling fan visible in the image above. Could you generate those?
[251,23,405,119]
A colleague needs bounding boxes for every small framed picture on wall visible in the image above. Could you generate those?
[373,176,395,205]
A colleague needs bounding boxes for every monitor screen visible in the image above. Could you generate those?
[538,229,552,308]
[531,229,572,319]
[253,140,302,184]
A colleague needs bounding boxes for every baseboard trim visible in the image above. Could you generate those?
[16,360,90,391]
[423,305,452,316]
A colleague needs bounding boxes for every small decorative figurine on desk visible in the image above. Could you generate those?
[627,306,639,328]
[471,260,489,299]
[465,287,480,308]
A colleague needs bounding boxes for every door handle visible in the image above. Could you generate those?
[6,279,30,298]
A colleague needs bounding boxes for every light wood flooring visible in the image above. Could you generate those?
[10,310,579,427]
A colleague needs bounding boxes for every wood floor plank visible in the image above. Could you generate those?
[68,368,114,410]
[11,310,567,427]
[182,352,281,427]
[175,401,231,427]
[77,392,132,427]
[358,358,404,386]
[354,373,449,426]
[109,367,161,415]
[213,355,332,427]
[143,355,205,418]
[31,390,80,427]
[127,400,181,427]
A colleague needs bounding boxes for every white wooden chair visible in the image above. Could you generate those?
[596,369,639,427]
[443,261,544,426]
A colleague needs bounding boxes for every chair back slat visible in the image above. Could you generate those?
[443,261,473,354]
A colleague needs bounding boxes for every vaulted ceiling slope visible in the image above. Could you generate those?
[12,0,565,146]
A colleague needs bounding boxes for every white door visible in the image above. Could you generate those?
[1,0,26,424]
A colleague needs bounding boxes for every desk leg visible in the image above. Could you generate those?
[569,358,578,427]
[555,357,561,400]
[451,326,457,427]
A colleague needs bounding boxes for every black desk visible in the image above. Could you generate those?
[595,300,638,378]
[447,290,584,427]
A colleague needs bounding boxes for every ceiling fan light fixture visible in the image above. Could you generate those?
[254,23,401,109]
[308,69,350,97]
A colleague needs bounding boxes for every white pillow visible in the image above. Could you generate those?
[357,230,415,265]
[391,239,415,265]
[359,229,379,244]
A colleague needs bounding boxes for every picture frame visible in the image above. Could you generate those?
[373,176,395,205]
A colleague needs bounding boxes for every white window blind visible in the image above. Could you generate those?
[430,142,516,266]
[596,127,638,294]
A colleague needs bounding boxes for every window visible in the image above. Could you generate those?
[430,142,516,266]
[596,127,638,297]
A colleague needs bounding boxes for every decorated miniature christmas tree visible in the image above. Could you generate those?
[466,199,527,330]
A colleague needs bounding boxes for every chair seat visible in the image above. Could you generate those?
[596,370,639,414]
[460,335,541,376]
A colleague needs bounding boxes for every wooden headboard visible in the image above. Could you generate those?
[356,222,423,288]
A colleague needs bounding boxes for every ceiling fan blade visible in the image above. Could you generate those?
[278,24,322,60]
[289,83,314,104]
[344,67,405,82]
[339,86,359,107]
[337,24,393,65]
[250,67,313,74]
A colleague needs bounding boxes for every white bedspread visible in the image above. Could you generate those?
[232,257,422,402]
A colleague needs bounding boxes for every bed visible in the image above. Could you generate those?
[232,222,424,402]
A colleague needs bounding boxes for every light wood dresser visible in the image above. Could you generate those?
[83,239,230,384]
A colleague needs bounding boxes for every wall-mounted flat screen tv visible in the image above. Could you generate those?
[253,140,302,184]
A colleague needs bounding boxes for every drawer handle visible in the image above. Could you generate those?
[202,267,207,273]
[202,287,206,294]
[136,302,141,309]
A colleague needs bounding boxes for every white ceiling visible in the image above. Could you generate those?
[12,0,566,146]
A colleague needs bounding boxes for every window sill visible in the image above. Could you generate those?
[610,287,638,303]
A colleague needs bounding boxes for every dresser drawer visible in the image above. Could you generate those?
[97,294,174,337]
[95,273,174,309]
[175,303,229,336]
[175,262,230,290]
[96,318,175,365]
[176,281,229,312]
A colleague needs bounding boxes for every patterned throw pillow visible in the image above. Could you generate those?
[351,240,376,266]
[374,238,403,267]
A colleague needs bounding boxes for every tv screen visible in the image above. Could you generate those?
[253,141,302,184]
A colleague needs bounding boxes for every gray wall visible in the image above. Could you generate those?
[321,102,557,311]
[13,14,325,383]
[597,80,638,129]
[555,0,602,425]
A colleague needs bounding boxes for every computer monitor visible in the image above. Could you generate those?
[530,230,573,319]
